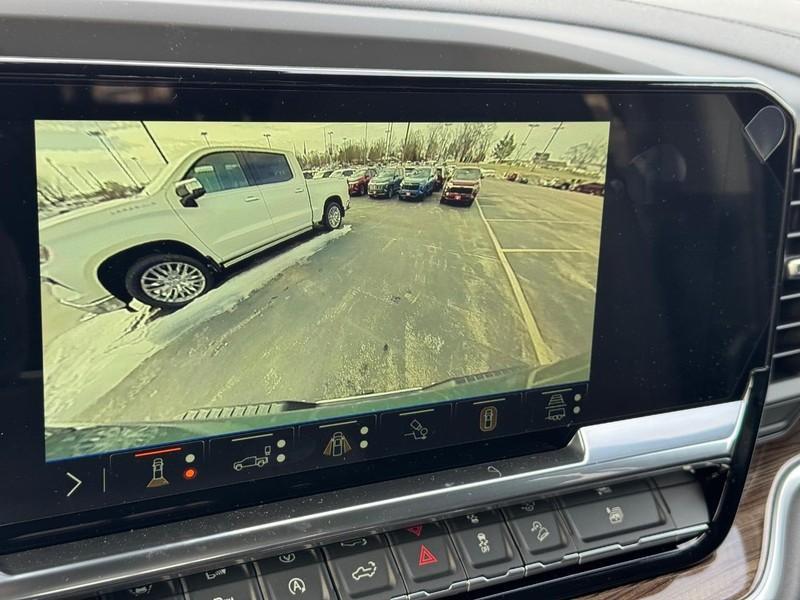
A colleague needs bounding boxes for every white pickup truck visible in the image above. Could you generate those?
[39,146,349,310]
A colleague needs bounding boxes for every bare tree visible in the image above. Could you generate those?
[564,139,607,171]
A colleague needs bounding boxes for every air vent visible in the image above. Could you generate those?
[772,166,800,382]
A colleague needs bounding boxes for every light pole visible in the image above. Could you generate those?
[86,130,140,187]
[140,121,168,164]
[530,122,566,174]
[327,131,334,163]
[513,123,539,163]
[200,131,210,147]
[263,132,272,148]
[71,167,95,193]
[130,157,150,183]
[45,158,81,195]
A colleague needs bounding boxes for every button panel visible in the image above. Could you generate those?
[502,499,577,571]
[561,480,671,548]
[257,549,336,600]
[99,475,709,600]
[387,522,467,597]
[446,510,523,587]
[182,563,261,600]
[324,535,406,599]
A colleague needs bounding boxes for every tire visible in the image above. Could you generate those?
[125,253,214,310]
[323,200,344,230]
[233,464,243,472]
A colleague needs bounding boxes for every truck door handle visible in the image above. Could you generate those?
[294,187,305,193]
[244,195,261,202]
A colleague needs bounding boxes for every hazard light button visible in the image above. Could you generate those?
[387,522,467,596]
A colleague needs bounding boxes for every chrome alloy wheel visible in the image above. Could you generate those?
[139,261,208,304]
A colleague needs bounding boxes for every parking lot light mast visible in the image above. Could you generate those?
[71,166,96,193]
[140,121,169,164]
[513,123,539,163]
[200,131,210,147]
[86,130,140,188]
[327,131,334,164]
[86,170,104,190]
[130,156,150,183]
[263,132,272,148]
[531,122,566,173]
[45,158,81,195]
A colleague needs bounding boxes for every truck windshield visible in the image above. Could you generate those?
[453,168,481,180]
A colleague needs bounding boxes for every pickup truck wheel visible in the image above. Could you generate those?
[323,200,343,230]
[125,254,213,309]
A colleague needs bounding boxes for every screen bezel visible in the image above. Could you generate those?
[0,63,792,550]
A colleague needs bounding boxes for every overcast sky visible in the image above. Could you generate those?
[35,120,609,191]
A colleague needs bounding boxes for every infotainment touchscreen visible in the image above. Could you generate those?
[0,65,792,546]
[37,119,608,462]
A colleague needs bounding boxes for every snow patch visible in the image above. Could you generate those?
[44,226,352,421]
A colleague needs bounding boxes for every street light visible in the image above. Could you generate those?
[263,132,272,148]
[86,130,140,187]
[130,157,150,183]
[513,123,539,163]
[44,158,81,195]
[200,131,210,147]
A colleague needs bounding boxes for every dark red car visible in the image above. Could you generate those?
[440,167,482,206]
[573,181,605,196]
[347,168,376,195]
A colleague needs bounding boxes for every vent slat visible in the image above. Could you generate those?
[771,151,800,382]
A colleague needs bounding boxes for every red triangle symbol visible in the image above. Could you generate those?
[418,544,439,566]
[406,525,423,537]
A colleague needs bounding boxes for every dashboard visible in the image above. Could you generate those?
[0,2,799,600]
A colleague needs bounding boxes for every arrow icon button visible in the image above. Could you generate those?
[66,472,82,497]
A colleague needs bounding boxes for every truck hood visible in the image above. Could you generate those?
[45,353,589,460]
[449,178,480,186]
[39,193,151,230]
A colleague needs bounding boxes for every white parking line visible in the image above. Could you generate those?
[474,198,556,365]
[501,248,597,254]
[485,218,596,225]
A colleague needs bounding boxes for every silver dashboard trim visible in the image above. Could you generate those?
[745,452,800,600]
[0,400,744,600]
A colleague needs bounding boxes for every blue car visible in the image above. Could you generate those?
[399,167,437,201]
[367,167,404,198]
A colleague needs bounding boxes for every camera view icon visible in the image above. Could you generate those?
[404,418,429,441]
[232,445,271,471]
[479,406,498,432]
[545,394,567,422]
[323,431,352,457]
[146,458,169,489]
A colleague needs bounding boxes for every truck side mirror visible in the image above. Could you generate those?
[175,178,206,208]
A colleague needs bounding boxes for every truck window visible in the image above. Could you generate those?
[243,152,293,185]
[185,152,249,193]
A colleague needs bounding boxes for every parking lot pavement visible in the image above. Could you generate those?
[477,178,602,362]
[75,189,538,424]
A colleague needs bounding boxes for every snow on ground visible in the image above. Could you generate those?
[43,226,352,421]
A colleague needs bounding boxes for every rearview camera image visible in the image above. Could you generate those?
[37,120,609,460]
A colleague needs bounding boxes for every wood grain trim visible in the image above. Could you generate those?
[580,425,800,600]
